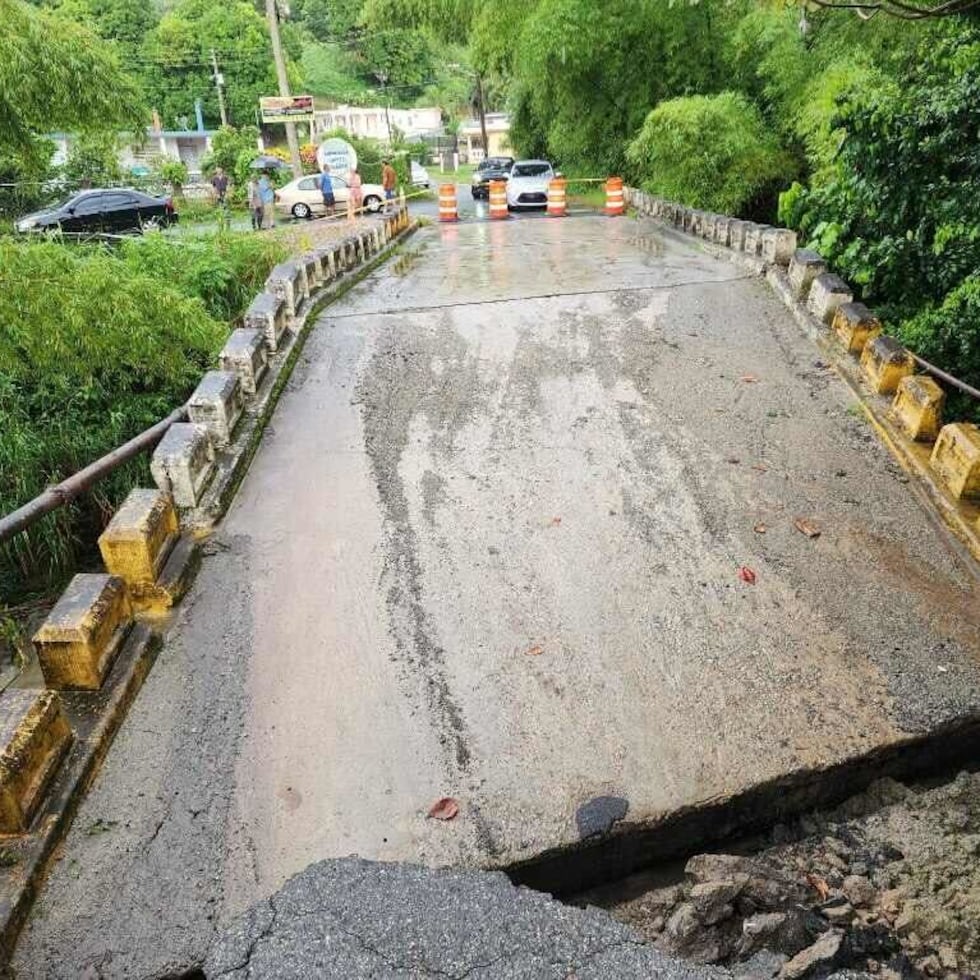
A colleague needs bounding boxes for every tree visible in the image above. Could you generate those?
[139,0,290,129]
[0,0,145,159]
[627,92,794,215]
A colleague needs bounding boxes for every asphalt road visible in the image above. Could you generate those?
[14,212,980,978]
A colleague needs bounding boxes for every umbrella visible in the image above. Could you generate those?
[250,155,287,170]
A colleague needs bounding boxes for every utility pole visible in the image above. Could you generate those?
[265,0,303,178]
[475,74,489,161]
[375,71,392,144]
[211,49,229,127]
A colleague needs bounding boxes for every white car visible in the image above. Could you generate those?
[274,173,385,219]
[411,161,430,188]
[505,160,555,210]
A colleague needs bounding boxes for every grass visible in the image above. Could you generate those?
[0,230,287,603]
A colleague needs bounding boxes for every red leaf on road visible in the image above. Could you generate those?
[738,566,757,584]
[753,523,767,534]
[550,516,562,527]
[428,797,459,821]
[525,644,544,657]
[740,374,760,383]
[752,463,768,472]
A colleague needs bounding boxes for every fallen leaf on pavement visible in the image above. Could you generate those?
[525,644,544,657]
[740,374,759,383]
[428,797,459,821]
[794,517,821,539]
[753,523,767,534]
[726,457,740,465]
[752,463,768,472]
[807,873,830,900]
[738,566,757,584]
[550,516,562,527]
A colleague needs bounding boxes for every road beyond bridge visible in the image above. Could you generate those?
[14,214,980,977]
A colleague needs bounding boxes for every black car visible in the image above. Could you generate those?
[15,189,178,235]
[470,156,515,199]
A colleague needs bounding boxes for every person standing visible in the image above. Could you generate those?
[348,166,363,222]
[258,173,275,228]
[381,159,397,213]
[319,164,335,217]
[211,167,229,206]
[247,176,264,231]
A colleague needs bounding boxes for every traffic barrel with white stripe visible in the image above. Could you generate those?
[605,176,624,216]
[489,179,508,219]
[438,183,458,222]
[547,178,567,217]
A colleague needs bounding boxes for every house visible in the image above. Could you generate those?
[48,107,217,180]
[459,113,511,162]
[313,105,442,142]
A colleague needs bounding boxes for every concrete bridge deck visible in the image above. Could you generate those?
[14,215,980,978]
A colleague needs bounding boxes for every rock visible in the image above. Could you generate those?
[823,903,854,925]
[658,900,735,964]
[916,954,940,976]
[738,911,812,958]
[937,946,957,971]
[650,914,665,934]
[686,853,747,882]
[843,876,876,908]
[878,889,904,916]
[734,949,789,979]
[893,907,916,936]
[691,880,742,925]
[779,930,843,979]
[665,903,701,941]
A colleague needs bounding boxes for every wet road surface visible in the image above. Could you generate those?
[14,213,980,978]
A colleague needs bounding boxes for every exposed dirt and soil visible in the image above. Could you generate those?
[597,772,980,979]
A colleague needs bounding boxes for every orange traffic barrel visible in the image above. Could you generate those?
[605,176,624,216]
[438,183,458,222]
[547,178,567,217]
[489,179,508,219]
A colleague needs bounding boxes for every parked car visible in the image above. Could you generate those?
[505,160,556,210]
[470,156,515,199]
[15,189,177,234]
[411,161,431,189]
[274,174,385,219]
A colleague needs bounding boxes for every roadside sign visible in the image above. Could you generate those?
[316,137,357,176]
[260,95,314,124]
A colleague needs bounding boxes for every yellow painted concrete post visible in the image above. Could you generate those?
[892,375,945,442]
[0,690,73,834]
[929,423,980,500]
[33,574,131,690]
[98,489,179,592]
[860,336,916,395]
[833,302,881,354]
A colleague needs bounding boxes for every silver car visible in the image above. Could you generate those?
[505,160,555,210]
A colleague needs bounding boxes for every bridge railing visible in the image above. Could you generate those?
[0,205,416,944]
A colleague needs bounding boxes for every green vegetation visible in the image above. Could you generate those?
[0,232,286,601]
[627,93,792,216]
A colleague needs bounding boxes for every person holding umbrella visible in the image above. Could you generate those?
[258,172,275,228]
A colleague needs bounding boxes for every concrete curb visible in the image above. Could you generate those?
[625,187,980,569]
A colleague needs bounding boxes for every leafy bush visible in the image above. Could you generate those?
[627,93,794,217]
[155,157,189,195]
[898,276,980,419]
[790,29,980,316]
[0,232,285,600]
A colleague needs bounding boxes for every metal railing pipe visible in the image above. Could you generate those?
[0,405,188,545]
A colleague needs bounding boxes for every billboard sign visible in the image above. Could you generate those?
[260,95,314,124]
[316,137,357,176]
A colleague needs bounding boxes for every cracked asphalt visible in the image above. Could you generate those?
[12,213,980,978]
